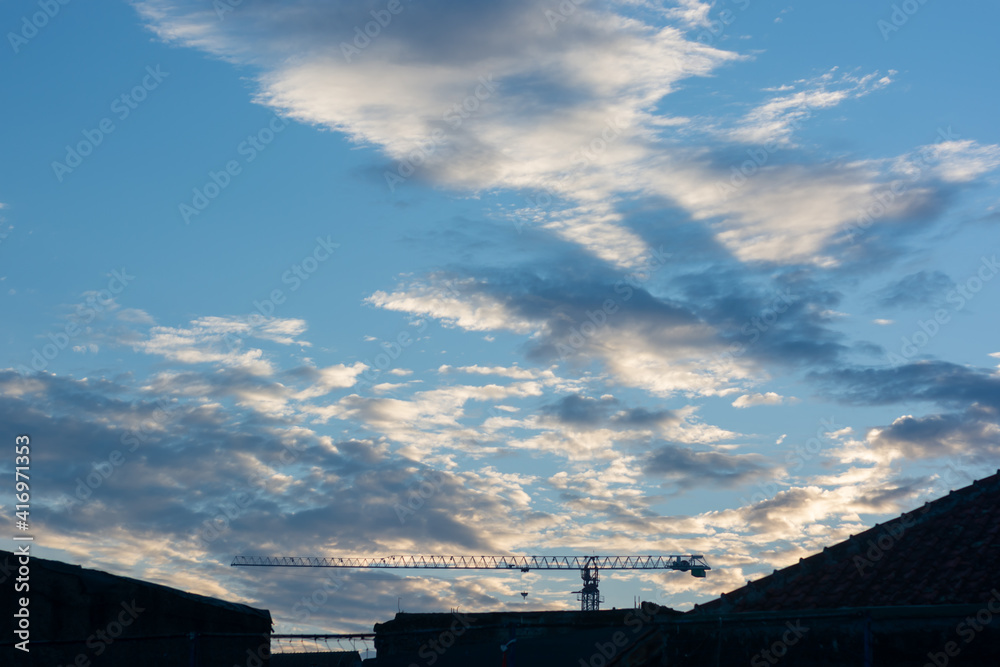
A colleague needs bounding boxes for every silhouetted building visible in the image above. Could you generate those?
[610,469,1000,665]
[374,605,682,667]
[0,550,271,666]
[272,651,363,666]
[371,471,1000,666]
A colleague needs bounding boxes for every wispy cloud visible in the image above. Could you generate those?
[726,68,894,147]
[15,0,998,631]
[732,392,789,408]
[134,316,310,376]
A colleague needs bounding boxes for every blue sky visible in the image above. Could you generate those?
[2,0,1000,635]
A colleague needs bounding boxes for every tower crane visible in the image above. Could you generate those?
[231,554,711,611]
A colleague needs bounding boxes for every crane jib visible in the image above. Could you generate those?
[230,554,711,611]
[231,554,710,571]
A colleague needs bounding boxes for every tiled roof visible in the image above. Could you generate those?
[696,470,1000,613]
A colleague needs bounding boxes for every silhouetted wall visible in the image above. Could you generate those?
[374,603,681,667]
[0,550,271,667]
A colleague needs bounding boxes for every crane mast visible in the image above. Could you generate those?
[575,557,602,612]
[232,554,710,611]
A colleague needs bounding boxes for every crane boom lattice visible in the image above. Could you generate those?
[231,554,710,611]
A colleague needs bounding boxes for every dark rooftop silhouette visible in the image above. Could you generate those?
[696,469,1000,613]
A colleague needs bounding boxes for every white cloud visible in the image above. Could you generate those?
[727,68,894,147]
[372,382,408,393]
[656,156,911,264]
[320,381,546,455]
[133,3,1000,268]
[732,392,787,408]
[440,364,554,381]
[20,0,1000,630]
[293,362,368,399]
[368,279,535,333]
[668,0,714,27]
[371,274,755,397]
[134,316,310,376]
[139,330,273,375]
[659,405,740,443]
[597,327,752,397]
[134,0,740,269]
[908,139,1000,183]
[117,308,156,324]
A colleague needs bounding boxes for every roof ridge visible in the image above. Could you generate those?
[692,470,1000,613]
